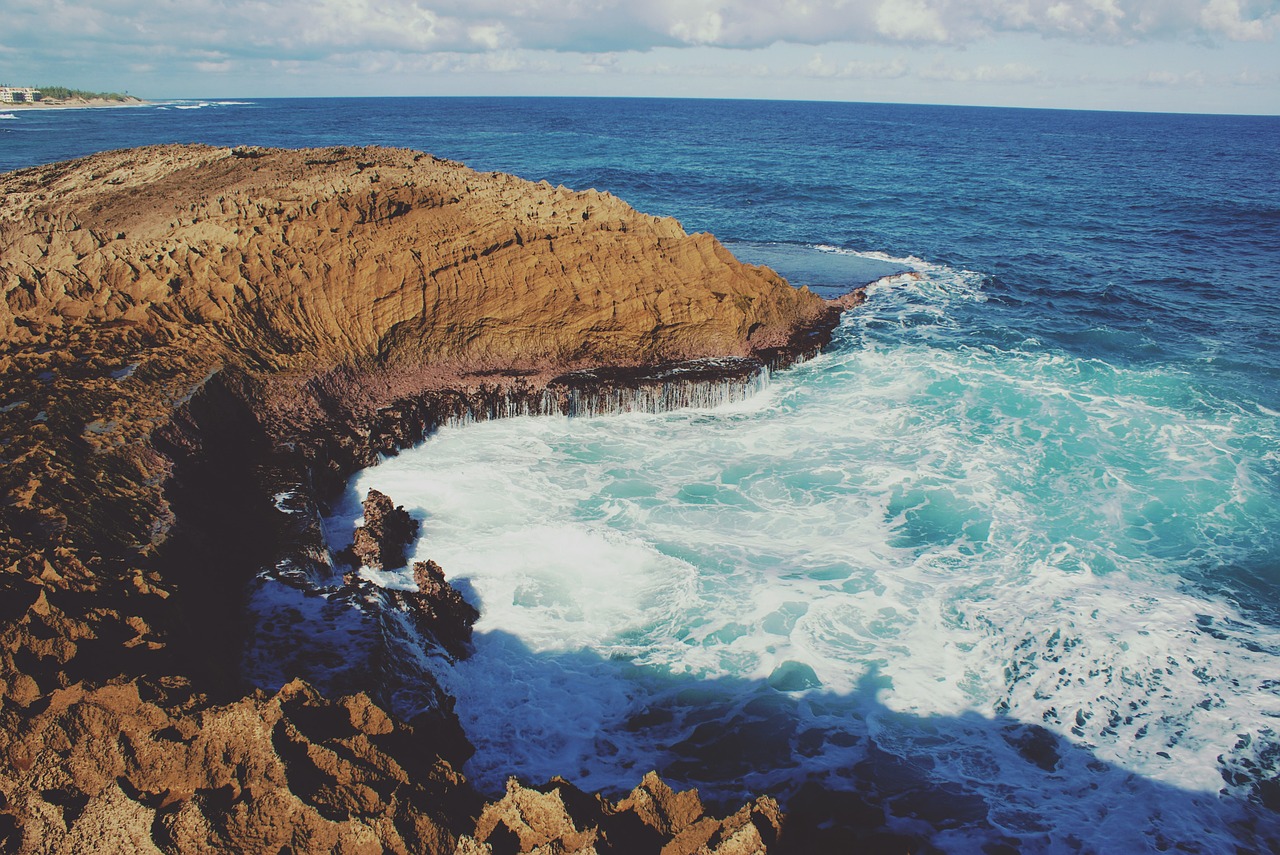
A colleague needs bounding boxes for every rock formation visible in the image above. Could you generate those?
[404,560,480,660]
[343,489,420,571]
[457,772,783,855]
[0,144,878,853]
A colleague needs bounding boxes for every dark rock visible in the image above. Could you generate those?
[393,560,479,660]
[344,489,419,570]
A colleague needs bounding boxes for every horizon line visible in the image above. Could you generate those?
[126,93,1280,119]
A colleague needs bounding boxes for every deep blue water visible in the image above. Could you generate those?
[6,98,1280,853]
[6,99,1278,396]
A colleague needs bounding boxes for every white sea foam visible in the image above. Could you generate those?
[329,254,1280,850]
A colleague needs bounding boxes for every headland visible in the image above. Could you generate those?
[0,144,899,852]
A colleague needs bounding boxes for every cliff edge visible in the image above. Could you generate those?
[0,144,874,853]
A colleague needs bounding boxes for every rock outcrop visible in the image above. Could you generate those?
[343,489,420,571]
[458,772,783,855]
[0,678,478,854]
[404,560,480,660]
[0,144,874,853]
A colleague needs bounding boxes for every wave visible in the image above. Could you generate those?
[323,253,1280,851]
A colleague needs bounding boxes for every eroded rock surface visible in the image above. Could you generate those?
[0,679,477,854]
[458,773,783,855]
[0,144,874,852]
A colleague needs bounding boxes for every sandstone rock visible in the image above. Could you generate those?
[0,144,876,853]
[0,678,477,854]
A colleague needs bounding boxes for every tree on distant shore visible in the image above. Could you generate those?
[36,86,132,101]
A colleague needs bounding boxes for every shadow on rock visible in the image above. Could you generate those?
[441,629,1280,855]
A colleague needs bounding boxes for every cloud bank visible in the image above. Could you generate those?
[2,0,1275,113]
[5,0,1278,62]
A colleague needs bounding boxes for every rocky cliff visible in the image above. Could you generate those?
[0,144,892,853]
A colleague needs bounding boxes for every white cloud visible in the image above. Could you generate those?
[875,0,950,41]
[1200,0,1278,40]
[803,52,911,78]
[467,24,511,51]
[922,60,1045,83]
[3,0,1277,66]
[1141,68,1208,85]
[1,0,1276,114]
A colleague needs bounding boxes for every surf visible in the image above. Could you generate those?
[328,249,1280,851]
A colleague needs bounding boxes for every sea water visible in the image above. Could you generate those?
[8,98,1278,852]
[338,254,1280,852]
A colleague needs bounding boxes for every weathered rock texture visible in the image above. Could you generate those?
[0,144,872,853]
[457,772,784,855]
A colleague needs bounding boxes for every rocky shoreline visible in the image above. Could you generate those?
[0,144,919,852]
[1,96,147,110]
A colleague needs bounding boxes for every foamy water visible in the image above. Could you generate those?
[328,254,1280,852]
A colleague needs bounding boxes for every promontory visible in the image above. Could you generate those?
[0,144,903,853]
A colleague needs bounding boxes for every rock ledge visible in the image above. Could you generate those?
[0,144,883,853]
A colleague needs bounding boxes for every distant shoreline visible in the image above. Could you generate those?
[2,97,148,111]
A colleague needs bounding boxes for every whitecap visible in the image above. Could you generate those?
[324,256,1280,850]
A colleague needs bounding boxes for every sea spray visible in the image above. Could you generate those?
[332,254,1280,853]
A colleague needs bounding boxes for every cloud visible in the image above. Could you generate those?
[1139,68,1208,86]
[803,52,911,79]
[2,0,1276,70]
[1199,0,1278,40]
[194,60,233,73]
[874,0,950,42]
[922,60,1045,84]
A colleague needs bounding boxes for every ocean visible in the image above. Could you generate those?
[6,97,1279,852]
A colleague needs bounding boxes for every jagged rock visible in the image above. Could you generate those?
[345,489,420,570]
[613,771,706,838]
[469,778,601,853]
[0,679,478,854]
[399,560,479,659]
[456,772,783,855]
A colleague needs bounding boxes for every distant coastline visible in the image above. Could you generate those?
[4,96,148,110]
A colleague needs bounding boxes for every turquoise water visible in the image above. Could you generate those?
[7,98,1279,852]
[339,257,1280,852]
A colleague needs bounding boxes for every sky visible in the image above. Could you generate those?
[2,0,1278,114]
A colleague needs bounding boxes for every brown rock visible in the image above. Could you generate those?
[614,771,706,838]
[0,144,875,853]
[469,777,600,853]
[402,559,480,659]
[0,678,477,854]
[460,774,785,855]
[345,489,419,570]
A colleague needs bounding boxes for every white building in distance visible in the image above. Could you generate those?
[0,87,42,103]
